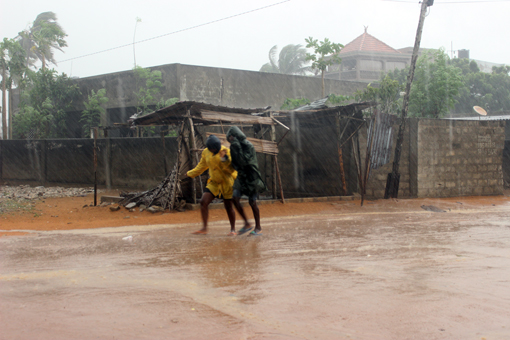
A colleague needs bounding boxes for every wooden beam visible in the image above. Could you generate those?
[271,117,290,130]
[205,132,279,155]
[199,110,274,125]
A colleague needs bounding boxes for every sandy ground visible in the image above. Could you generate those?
[3,191,509,235]
[0,191,364,235]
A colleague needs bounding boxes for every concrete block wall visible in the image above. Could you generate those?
[0,137,178,190]
[0,119,506,198]
[416,120,504,197]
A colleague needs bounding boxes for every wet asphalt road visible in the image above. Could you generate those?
[1,199,510,340]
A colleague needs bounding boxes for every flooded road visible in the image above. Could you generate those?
[1,199,510,339]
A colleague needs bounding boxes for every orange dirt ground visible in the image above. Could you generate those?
[0,191,343,237]
[3,190,508,238]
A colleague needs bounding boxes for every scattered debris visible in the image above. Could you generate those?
[147,206,164,213]
[0,185,100,215]
[118,166,184,212]
[420,205,446,213]
[122,236,133,242]
[0,185,97,200]
[109,205,120,212]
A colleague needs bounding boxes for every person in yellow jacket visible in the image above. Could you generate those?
[187,135,238,235]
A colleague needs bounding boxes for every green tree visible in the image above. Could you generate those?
[133,66,178,136]
[134,65,178,113]
[384,49,463,118]
[80,89,109,136]
[14,68,80,139]
[134,66,165,115]
[1,38,26,139]
[355,75,403,115]
[450,60,510,114]
[326,94,352,106]
[408,49,463,118]
[305,37,343,97]
[260,44,310,75]
[17,12,67,70]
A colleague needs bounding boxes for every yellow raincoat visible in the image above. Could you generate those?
[187,145,237,199]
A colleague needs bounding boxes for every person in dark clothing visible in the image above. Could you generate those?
[226,126,266,236]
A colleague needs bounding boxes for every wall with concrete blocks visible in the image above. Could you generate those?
[416,119,504,197]
[357,119,505,199]
[0,119,506,199]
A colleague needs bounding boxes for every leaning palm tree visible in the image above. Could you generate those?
[260,44,310,75]
[17,12,67,70]
[0,38,26,139]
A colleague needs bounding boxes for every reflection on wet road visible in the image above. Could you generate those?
[1,201,510,339]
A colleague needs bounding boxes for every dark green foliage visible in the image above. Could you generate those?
[14,68,80,139]
[355,75,403,115]
[80,88,109,136]
[1,38,26,138]
[373,48,464,118]
[17,11,67,70]
[326,94,352,106]
[280,97,311,110]
[450,61,510,114]
[305,37,344,97]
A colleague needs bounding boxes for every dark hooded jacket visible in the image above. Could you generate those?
[226,126,266,195]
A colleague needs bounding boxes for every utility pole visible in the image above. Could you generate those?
[385,0,433,199]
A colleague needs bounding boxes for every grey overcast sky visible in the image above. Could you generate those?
[2,0,510,79]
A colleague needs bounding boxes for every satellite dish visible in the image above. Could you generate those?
[473,106,487,116]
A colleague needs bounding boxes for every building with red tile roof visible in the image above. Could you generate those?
[326,28,413,83]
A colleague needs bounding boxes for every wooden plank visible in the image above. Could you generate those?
[200,110,274,125]
[205,132,278,155]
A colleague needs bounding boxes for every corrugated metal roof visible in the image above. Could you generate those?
[130,101,270,126]
[443,115,510,121]
[129,100,376,126]
[367,111,399,170]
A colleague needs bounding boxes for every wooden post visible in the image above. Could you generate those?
[93,128,98,206]
[105,134,112,189]
[361,113,377,206]
[161,131,168,175]
[186,113,197,204]
[335,113,347,196]
[274,156,285,204]
[386,0,431,198]
[40,140,47,186]
[270,112,277,199]
[169,120,186,211]
[0,140,3,181]
[188,117,203,197]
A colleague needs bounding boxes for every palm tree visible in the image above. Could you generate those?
[0,38,26,139]
[260,44,310,75]
[17,12,67,70]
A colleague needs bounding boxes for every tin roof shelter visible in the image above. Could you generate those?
[116,100,376,210]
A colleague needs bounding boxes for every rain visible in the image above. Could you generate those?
[2,0,510,339]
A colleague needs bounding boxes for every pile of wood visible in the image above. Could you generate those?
[117,118,205,212]
[118,163,186,211]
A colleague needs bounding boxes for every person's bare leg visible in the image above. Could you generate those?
[233,197,250,228]
[223,199,236,233]
[250,200,261,232]
[195,192,214,233]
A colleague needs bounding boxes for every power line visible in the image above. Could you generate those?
[383,0,510,3]
[58,0,291,64]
